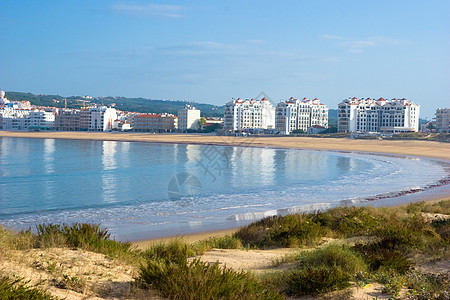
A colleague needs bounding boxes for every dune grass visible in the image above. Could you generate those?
[234,200,450,297]
[279,244,367,296]
[140,258,283,300]
[1,199,449,299]
[0,276,56,300]
[139,239,283,299]
[234,204,447,250]
[1,223,134,259]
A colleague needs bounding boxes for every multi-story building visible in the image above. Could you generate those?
[435,108,449,133]
[224,97,275,131]
[79,106,117,131]
[0,108,56,131]
[132,113,177,132]
[55,109,81,131]
[275,97,328,135]
[178,104,201,131]
[28,109,55,130]
[338,97,420,133]
[0,107,31,130]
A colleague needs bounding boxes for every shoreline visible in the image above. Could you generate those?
[130,193,450,250]
[0,131,449,161]
[1,131,449,248]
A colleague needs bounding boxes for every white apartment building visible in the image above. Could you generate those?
[275,97,328,135]
[338,97,420,133]
[0,107,31,130]
[435,108,450,133]
[28,110,55,130]
[224,97,275,131]
[178,104,201,131]
[80,106,117,131]
[1,89,54,131]
[0,108,55,130]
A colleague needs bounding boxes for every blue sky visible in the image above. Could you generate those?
[1,0,448,118]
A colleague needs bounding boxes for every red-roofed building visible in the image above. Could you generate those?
[275,97,328,135]
[224,98,275,131]
[338,97,420,133]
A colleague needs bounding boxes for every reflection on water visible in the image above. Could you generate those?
[336,156,358,173]
[43,139,55,174]
[43,139,55,203]
[120,142,131,168]
[102,141,118,203]
[102,141,117,171]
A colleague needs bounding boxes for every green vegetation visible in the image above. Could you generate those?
[297,244,367,275]
[285,265,352,295]
[139,239,282,299]
[140,257,282,300]
[385,132,450,142]
[0,223,135,261]
[281,245,366,296]
[1,200,449,298]
[231,202,450,297]
[0,276,56,300]
[193,234,243,252]
[5,91,224,117]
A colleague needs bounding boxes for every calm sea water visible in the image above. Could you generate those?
[0,137,448,241]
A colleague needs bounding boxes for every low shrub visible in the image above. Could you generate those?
[192,235,243,254]
[297,244,367,275]
[405,272,450,299]
[285,266,351,296]
[35,223,134,260]
[0,276,56,300]
[406,200,450,215]
[354,238,412,274]
[432,219,450,241]
[140,258,283,300]
[312,206,381,237]
[0,226,35,250]
[142,239,195,264]
[235,214,328,248]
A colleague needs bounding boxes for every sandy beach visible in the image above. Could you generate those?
[0,131,449,161]
[1,131,449,247]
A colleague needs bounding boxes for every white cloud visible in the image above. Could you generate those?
[322,34,406,53]
[112,3,183,18]
[320,34,346,40]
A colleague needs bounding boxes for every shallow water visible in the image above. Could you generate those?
[0,137,448,241]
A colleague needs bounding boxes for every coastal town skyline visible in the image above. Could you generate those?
[1,0,449,118]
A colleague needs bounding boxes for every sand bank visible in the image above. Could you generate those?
[132,227,240,250]
[0,131,449,161]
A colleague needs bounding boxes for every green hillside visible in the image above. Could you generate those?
[4,92,225,117]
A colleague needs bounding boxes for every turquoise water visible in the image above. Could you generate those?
[0,137,448,241]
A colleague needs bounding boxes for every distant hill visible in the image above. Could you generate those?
[4,92,225,117]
